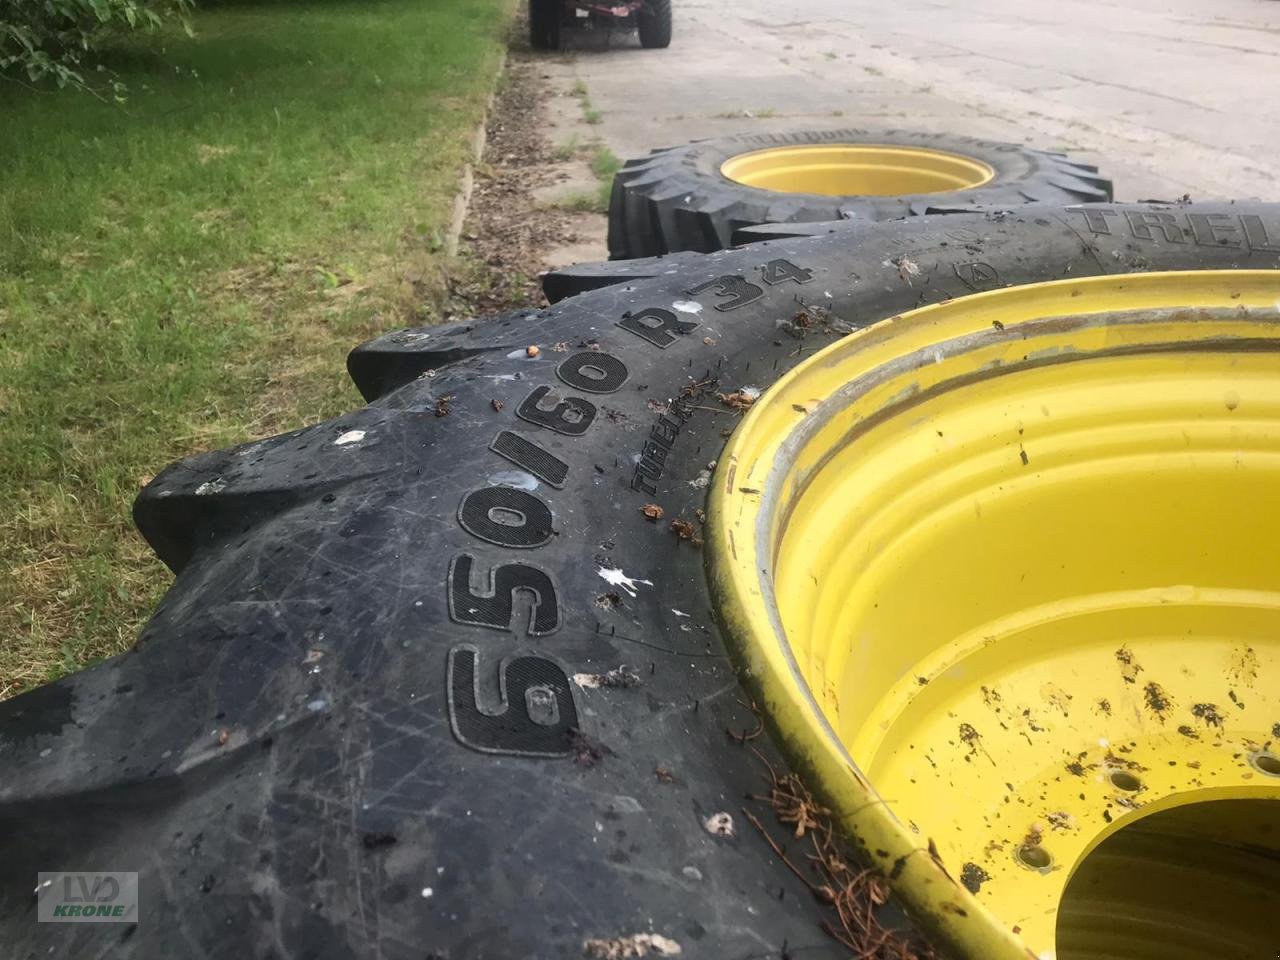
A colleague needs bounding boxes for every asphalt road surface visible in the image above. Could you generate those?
[547,0,1280,202]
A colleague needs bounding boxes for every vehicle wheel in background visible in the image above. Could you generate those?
[529,0,561,49]
[637,0,672,48]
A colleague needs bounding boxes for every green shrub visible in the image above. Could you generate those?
[1,0,191,95]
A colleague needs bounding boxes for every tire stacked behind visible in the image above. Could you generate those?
[608,129,1113,258]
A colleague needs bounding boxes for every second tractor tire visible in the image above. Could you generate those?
[607,129,1112,258]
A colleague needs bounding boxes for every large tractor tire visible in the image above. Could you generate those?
[607,129,1112,258]
[5,205,1280,960]
[637,0,672,49]
[529,0,561,50]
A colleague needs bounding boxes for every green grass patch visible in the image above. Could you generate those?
[550,145,620,214]
[570,78,602,125]
[589,145,621,208]
[554,190,607,214]
[553,133,582,161]
[590,145,621,182]
[0,0,514,698]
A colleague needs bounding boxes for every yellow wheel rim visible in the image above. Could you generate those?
[718,144,995,196]
[707,271,1280,959]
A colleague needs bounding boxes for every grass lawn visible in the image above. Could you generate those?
[0,0,514,699]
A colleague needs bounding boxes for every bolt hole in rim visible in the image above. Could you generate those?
[707,272,1280,960]
[1108,769,1143,793]
[1016,844,1054,872]
[719,144,995,197]
[1251,751,1280,776]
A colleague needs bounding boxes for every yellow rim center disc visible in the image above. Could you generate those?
[719,144,994,196]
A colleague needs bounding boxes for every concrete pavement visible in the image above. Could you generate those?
[538,0,1280,211]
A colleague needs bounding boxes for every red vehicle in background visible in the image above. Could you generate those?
[529,0,672,49]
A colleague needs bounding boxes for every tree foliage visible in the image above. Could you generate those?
[1,0,192,94]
